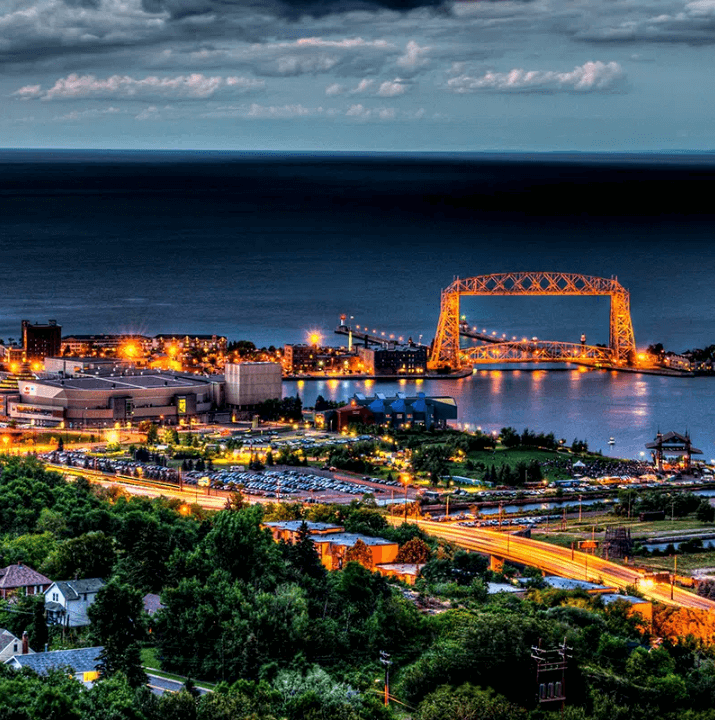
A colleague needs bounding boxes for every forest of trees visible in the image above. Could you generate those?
[2,456,715,719]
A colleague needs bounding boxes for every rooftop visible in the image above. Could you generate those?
[53,579,105,600]
[311,532,397,547]
[0,564,51,590]
[263,521,344,533]
[6,647,102,675]
[34,372,212,391]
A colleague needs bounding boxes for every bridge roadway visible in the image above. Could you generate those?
[394,518,715,611]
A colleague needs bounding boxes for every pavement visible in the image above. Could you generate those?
[146,672,212,696]
[394,517,715,611]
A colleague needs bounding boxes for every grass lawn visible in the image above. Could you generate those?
[140,647,216,689]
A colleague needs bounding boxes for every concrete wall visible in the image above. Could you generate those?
[225,362,281,407]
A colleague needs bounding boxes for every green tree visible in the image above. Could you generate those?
[146,423,159,445]
[41,532,116,580]
[88,579,147,688]
[415,683,528,720]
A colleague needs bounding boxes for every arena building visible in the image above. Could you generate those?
[6,371,222,427]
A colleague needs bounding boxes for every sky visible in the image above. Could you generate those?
[2,0,715,151]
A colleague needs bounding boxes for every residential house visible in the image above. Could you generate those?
[0,630,33,663]
[5,646,103,687]
[44,579,105,628]
[0,564,52,600]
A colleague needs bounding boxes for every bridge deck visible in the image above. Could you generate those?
[394,518,715,611]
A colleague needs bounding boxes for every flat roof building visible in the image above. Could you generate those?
[225,362,281,408]
[8,371,221,427]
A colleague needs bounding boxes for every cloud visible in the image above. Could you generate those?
[141,0,447,21]
[395,40,429,71]
[345,102,398,118]
[325,82,344,95]
[53,105,123,121]
[377,79,407,96]
[446,61,625,93]
[15,72,264,100]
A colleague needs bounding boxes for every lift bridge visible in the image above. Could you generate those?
[429,272,637,370]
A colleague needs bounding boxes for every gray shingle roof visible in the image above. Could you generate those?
[7,647,102,675]
[54,579,105,600]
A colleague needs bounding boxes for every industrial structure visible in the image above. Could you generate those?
[429,272,637,370]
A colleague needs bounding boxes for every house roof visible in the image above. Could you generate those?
[312,532,397,547]
[0,629,19,649]
[143,593,165,616]
[53,579,105,600]
[0,564,51,590]
[6,646,102,675]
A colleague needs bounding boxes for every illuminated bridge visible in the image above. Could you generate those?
[391,518,715,611]
[430,272,637,370]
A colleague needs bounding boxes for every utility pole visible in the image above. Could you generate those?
[379,651,392,707]
[578,495,583,523]
[671,554,678,600]
[446,492,450,519]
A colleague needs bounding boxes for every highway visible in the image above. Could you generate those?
[396,518,715,611]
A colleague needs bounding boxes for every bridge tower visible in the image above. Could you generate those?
[428,272,637,370]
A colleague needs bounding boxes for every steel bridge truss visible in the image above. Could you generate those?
[430,272,636,369]
[464,340,613,365]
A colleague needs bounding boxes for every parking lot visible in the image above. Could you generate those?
[41,449,408,504]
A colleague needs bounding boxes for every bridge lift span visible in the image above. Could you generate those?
[429,272,636,370]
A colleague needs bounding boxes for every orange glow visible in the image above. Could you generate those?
[309,332,321,346]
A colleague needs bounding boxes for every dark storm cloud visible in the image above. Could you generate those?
[139,0,446,20]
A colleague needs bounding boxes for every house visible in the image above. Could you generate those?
[142,593,165,616]
[311,532,399,571]
[44,579,105,627]
[0,630,33,663]
[5,646,103,687]
[0,564,52,600]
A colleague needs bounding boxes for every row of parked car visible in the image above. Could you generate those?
[42,451,179,482]
[181,468,380,498]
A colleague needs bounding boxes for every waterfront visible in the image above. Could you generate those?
[284,367,715,461]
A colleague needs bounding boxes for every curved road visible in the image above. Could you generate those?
[399,519,715,611]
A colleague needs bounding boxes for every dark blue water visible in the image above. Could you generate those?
[2,151,714,458]
[1,150,715,351]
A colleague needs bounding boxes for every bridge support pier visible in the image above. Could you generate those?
[490,555,505,573]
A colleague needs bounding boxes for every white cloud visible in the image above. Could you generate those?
[377,79,407,97]
[325,82,344,96]
[351,79,374,93]
[53,106,123,121]
[345,103,399,120]
[17,73,264,101]
[446,61,625,93]
[396,40,430,71]
[12,84,42,100]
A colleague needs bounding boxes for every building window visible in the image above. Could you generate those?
[13,643,17,652]
[52,593,58,602]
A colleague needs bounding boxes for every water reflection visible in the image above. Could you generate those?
[285,369,715,459]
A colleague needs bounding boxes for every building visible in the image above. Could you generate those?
[45,579,106,628]
[5,647,103,687]
[225,362,281,408]
[646,431,703,472]
[263,521,400,576]
[22,320,61,362]
[357,344,428,375]
[0,564,52,600]
[283,344,319,373]
[43,357,134,376]
[152,334,227,352]
[60,334,151,357]
[0,630,33,664]
[7,371,221,427]
[323,392,457,431]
